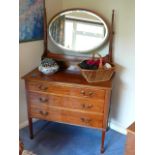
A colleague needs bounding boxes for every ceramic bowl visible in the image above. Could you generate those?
[38,58,59,75]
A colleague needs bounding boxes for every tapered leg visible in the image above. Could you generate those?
[28,117,33,139]
[101,130,106,153]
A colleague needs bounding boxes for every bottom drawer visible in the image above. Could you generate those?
[30,107,104,129]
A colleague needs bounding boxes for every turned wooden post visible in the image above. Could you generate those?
[28,117,33,139]
[101,130,106,153]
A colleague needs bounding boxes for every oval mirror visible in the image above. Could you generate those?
[49,9,109,53]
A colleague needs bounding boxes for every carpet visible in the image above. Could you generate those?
[20,120,126,155]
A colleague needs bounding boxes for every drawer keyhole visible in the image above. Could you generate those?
[80,90,85,95]
[80,117,92,124]
[39,97,48,103]
[80,90,94,97]
[38,85,48,91]
[82,104,93,109]
[39,111,48,116]
[88,92,93,96]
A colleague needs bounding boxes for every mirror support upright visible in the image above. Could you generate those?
[42,0,48,60]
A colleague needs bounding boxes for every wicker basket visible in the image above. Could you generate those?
[78,53,115,83]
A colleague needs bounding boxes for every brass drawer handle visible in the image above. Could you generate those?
[82,103,93,109]
[80,90,85,95]
[39,97,48,103]
[80,118,92,124]
[88,92,93,96]
[80,90,94,97]
[38,85,48,91]
[39,111,48,116]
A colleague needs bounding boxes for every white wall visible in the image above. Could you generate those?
[62,0,135,131]
[20,0,135,133]
[19,0,63,126]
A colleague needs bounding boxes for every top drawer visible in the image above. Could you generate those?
[26,81,106,100]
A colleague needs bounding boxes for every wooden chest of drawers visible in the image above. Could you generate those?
[23,68,112,153]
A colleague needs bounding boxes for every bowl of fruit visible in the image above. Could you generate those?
[38,58,59,75]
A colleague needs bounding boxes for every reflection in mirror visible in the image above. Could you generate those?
[49,10,109,53]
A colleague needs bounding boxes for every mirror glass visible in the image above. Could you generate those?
[49,9,109,53]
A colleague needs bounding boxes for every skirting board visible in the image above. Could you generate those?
[109,120,127,135]
[20,119,127,135]
[19,119,38,129]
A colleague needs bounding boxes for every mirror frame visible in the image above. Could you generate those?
[48,8,110,53]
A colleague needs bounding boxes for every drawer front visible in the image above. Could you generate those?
[26,81,105,100]
[28,92,105,113]
[30,106,103,129]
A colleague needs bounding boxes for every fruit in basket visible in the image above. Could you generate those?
[79,55,112,70]
[79,60,98,70]
[104,63,112,69]
[86,57,108,66]
[86,59,99,66]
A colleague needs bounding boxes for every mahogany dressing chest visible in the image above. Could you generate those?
[22,7,115,153]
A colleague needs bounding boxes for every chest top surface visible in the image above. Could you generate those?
[23,68,113,89]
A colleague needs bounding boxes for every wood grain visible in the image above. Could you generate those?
[26,80,106,100]
[28,92,105,113]
[30,106,104,129]
[22,68,112,89]
[125,122,135,155]
[23,67,113,153]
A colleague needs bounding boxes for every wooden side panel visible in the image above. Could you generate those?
[125,122,135,155]
[102,89,112,131]
[125,132,135,155]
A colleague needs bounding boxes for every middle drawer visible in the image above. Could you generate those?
[28,92,105,113]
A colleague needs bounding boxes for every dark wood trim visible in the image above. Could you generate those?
[103,90,112,129]
[41,3,48,59]
[108,10,115,63]
[101,130,106,153]
[47,51,91,62]
[28,117,33,139]
[25,81,34,139]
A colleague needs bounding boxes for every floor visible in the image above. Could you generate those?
[19,121,126,155]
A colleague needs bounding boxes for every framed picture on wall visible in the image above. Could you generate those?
[19,0,44,42]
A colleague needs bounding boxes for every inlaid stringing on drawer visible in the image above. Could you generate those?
[28,92,105,113]
[30,106,104,129]
[26,81,106,100]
